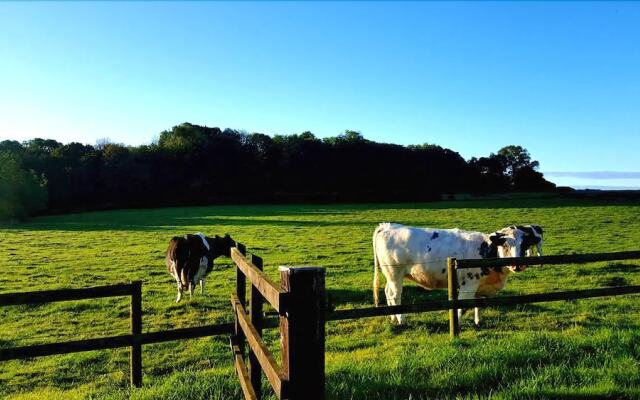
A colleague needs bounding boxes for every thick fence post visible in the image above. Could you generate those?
[130,280,142,388]
[249,254,264,399]
[280,266,326,400]
[447,258,460,339]
[235,244,248,356]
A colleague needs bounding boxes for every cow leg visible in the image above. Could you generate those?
[188,282,194,299]
[384,278,404,325]
[536,243,544,266]
[200,278,205,294]
[474,307,481,327]
[174,273,183,302]
[457,291,477,328]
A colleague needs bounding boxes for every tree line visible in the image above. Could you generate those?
[0,123,555,220]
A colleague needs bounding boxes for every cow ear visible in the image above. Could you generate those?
[491,233,506,245]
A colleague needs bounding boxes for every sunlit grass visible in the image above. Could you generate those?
[1,196,639,399]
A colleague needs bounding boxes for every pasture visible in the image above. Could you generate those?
[1,195,640,399]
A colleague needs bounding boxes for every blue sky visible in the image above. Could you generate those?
[1,2,639,189]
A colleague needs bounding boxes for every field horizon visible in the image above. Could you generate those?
[1,195,640,399]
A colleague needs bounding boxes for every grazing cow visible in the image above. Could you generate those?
[166,233,235,302]
[372,223,537,325]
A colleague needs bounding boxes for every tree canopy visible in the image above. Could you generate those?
[0,123,555,219]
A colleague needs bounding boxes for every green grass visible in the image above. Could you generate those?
[1,195,640,399]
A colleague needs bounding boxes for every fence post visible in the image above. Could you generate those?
[280,266,326,400]
[235,243,247,356]
[447,258,460,339]
[130,280,142,388]
[249,254,264,399]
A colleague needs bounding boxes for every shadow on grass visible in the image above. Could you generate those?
[4,195,637,232]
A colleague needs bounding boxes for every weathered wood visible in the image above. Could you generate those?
[231,338,259,400]
[0,283,135,306]
[130,281,142,388]
[232,247,285,312]
[236,244,248,357]
[231,294,286,399]
[0,323,239,362]
[447,258,460,339]
[0,334,133,361]
[455,250,640,269]
[326,284,640,322]
[280,266,326,400]
[249,254,264,400]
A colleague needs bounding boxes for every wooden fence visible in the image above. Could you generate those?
[325,251,640,340]
[0,243,327,400]
[230,243,325,400]
[2,248,640,400]
[0,281,235,388]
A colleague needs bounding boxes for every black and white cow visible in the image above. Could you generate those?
[165,233,235,302]
[512,224,544,257]
[372,223,542,325]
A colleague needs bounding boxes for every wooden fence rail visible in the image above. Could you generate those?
[448,250,640,338]
[325,284,640,322]
[0,283,135,306]
[455,250,640,269]
[5,247,638,399]
[0,281,237,388]
[231,243,325,400]
[0,323,237,362]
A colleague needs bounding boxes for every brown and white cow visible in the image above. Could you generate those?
[165,233,235,302]
[372,223,542,325]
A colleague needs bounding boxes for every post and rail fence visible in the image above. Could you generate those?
[323,250,640,341]
[2,247,640,399]
[0,281,237,388]
[0,243,327,400]
[230,243,325,400]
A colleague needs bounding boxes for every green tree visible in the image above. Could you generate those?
[497,145,540,179]
[0,153,47,220]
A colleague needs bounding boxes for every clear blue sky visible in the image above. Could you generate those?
[1,2,639,189]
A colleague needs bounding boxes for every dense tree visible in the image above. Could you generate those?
[0,123,556,218]
[0,152,47,220]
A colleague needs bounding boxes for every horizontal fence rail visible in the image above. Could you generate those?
[455,250,640,269]
[0,283,135,306]
[326,285,640,322]
[231,247,287,311]
[0,334,133,361]
[231,338,258,400]
[231,293,287,399]
[0,323,236,362]
[0,282,238,390]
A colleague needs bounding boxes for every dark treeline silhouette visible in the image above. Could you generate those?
[0,123,555,219]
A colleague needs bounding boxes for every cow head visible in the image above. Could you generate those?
[494,226,528,272]
[209,234,236,258]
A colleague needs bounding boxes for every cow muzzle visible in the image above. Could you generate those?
[507,265,526,272]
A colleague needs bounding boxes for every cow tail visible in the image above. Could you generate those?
[180,267,188,288]
[373,225,381,307]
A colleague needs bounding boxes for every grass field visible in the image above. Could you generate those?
[1,195,640,399]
